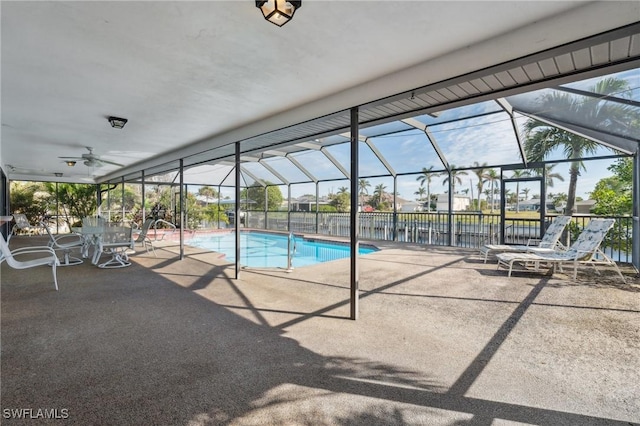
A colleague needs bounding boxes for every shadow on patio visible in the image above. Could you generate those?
[2,236,638,424]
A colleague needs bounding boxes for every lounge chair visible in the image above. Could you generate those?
[0,232,60,290]
[496,218,624,281]
[40,221,84,266]
[133,218,156,256]
[479,215,571,263]
[11,213,43,236]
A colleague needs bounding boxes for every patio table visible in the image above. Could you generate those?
[72,225,134,268]
[71,226,105,265]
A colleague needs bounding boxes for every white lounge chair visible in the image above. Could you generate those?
[496,218,624,281]
[11,213,43,236]
[41,221,84,266]
[480,215,571,263]
[0,232,60,290]
[133,218,156,256]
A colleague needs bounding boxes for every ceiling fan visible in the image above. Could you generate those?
[58,146,124,168]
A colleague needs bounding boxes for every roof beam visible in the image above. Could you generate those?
[285,155,318,183]
[424,127,449,170]
[240,167,266,187]
[516,111,638,155]
[496,98,528,167]
[554,86,640,108]
[258,160,290,185]
[365,139,396,177]
[320,147,350,180]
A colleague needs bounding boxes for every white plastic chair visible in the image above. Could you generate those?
[0,232,60,290]
[41,221,84,266]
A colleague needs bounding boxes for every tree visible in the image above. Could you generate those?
[510,169,531,212]
[358,179,371,207]
[414,186,426,202]
[524,77,633,214]
[197,186,218,205]
[535,163,565,188]
[337,186,349,194]
[330,191,350,212]
[241,183,284,211]
[441,166,468,196]
[416,166,436,212]
[521,187,531,201]
[484,169,500,213]
[45,182,98,227]
[372,183,388,210]
[590,157,632,215]
[472,162,489,210]
[10,181,51,224]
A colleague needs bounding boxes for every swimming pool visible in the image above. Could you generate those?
[187,231,378,269]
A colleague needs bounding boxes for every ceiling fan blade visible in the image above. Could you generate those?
[58,156,84,160]
[96,159,124,167]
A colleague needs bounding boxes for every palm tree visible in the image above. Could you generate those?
[472,161,489,210]
[524,77,633,214]
[416,166,436,212]
[441,166,469,196]
[358,178,371,207]
[337,186,349,194]
[373,183,387,208]
[511,169,531,213]
[197,185,218,206]
[484,168,500,213]
[521,187,531,200]
[414,186,426,203]
[536,163,565,188]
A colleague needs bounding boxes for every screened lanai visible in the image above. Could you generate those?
[98,67,639,304]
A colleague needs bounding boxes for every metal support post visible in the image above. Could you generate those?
[179,159,184,260]
[235,142,241,279]
[350,107,359,320]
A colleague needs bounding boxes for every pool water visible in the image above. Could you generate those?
[187,231,378,269]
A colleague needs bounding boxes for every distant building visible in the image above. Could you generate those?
[435,194,471,211]
[283,196,331,212]
[575,199,597,214]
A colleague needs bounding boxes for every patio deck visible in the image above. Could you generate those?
[2,235,639,425]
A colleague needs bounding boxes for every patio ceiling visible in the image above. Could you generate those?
[1,1,639,184]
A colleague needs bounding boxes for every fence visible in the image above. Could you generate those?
[243,210,634,263]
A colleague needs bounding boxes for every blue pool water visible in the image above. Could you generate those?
[187,231,378,269]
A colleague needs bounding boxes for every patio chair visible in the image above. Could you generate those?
[40,221,84,266]
[96,225,134,268]
[11,213,43,236]
[496,218,624,281]
[133,218,156,256]
[479,215,572,263]
[0,232,60,290]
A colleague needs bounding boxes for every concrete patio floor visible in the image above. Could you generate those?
[1,235,639,425]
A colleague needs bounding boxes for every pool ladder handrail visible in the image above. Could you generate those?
[287,232,297,272]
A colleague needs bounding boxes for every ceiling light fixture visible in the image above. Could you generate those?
[54,172,63,177]
[256,0,301,27]
[66,161,77,167]
[108,116,128,129]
